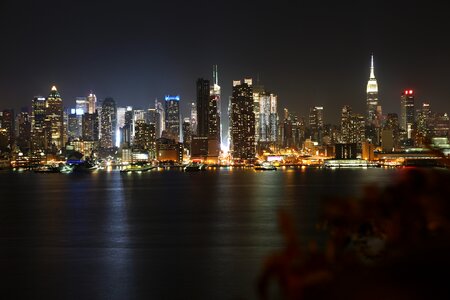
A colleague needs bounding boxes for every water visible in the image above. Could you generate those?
[0,168,399,299]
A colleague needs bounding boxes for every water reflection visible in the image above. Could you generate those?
[1,168,400,299]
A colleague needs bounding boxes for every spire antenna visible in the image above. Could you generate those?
[370,53,375,79]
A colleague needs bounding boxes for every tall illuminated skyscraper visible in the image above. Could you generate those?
[31,96,49,151]
[16,109,31,151]
[46,86,64,150]
[259,93,278,143]
[87,93,97,114]
[1,109,14,150]
[230,79,255,160]
[155,100,165,139]
[190,102,197,135]
[197,78,210,137]
[400,89,415,138]
[366,54,379,126]
[165,95,181,142]
[309,106,324,143]
[76,97,88,114]
[210,65,221,146]
[82,112,99,141]
[100,97,117,149]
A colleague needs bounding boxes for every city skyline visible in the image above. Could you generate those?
[1,1,450,124]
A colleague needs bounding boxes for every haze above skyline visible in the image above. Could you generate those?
[1,0,449,123]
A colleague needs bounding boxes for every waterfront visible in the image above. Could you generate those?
[1,168,399,299]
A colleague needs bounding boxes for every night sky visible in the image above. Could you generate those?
[1,0,449,124]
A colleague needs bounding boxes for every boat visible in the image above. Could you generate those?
[59,164,74,174]
[120,163,155,173]
[254,161,277,171]
[34,165,60,173]
[183,162,208,172]
[69,160,98,172]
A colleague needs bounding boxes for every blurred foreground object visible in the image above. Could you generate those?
[259,168,450,299]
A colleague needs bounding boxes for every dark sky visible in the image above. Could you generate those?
[1,0,449,124]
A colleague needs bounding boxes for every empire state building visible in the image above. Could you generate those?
[366,54,380,126]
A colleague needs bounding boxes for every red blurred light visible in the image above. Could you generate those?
[409,90,413,94]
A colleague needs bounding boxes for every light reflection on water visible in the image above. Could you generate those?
[0,168,399,299]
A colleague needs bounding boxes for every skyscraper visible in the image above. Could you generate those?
[196,78,210,137]
[340,105,365,147]
[433,113,449,138]
[121,106,133,147]
[87,93,97,114]
[182,117,192,150]
[134,119,155,152]
[46,86,64,150]
[366,54,379,126]
[230,79,255,161]
[415,102,432,145]
[31,96,50,151]
[210,65,222,146]
[309,106,324,144]
[155,100,165,139]
[400,89,415,139]
[259,93,278,143]
[165,95,181,142]
[208,86,221,148]
[190,102,197,135]
[16,110,31,151]
[82,112,99,142]
[75,97,88,114]
[100,97,117,149]
[67,111,80,140]
[1,109,14,150]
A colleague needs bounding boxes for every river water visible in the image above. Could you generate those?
[0,167,399,299]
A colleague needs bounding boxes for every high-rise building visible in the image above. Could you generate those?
[252,85,264,144]
[87,93,97,114]
[82,112,99,141]
[210,65,222,146]
[309,106,324,144]
[190,102,197,135]
[196,79,210,137]
[31,96,50,151]
[100,97,117,149]
[230,79,255,161]
[182,118,192,150]
[134,119,156,152]
[121,106,134,147]
[76,97,89,114]
[1,109,15,150]
[382,113,401,151]
[400,89,415,139]
[116,107,126,147]
[415,102,432,146]
[340,105,365,146]
[134,109,146,124]
[155,100,165,139]
[208,90,221,148]
[67,112,80,140]
[434,113,449,138]
[281,108,293,148]
[259,93,278,143]
[147,108,156,125]
[165,95,180,142]
[46,86,64,150]
[16,110,31,151]
[366,54,380,126]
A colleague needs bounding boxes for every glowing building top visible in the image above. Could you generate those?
[366,54,378,94]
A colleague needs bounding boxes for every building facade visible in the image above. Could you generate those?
[230,79,255,161]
